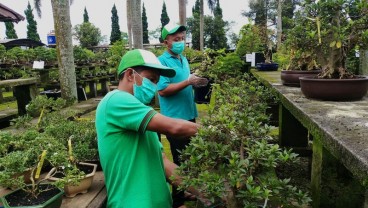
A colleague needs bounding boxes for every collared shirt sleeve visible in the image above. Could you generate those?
[157,54,171,91]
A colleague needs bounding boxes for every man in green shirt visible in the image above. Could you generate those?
[158,23,208,207]
[95,49,202,208]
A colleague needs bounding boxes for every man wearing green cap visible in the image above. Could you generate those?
[158,22,208,207]
[95,49,203,208]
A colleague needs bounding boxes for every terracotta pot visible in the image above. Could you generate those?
[1,184,64,208]
[281,70,321,87]
[46,162,97,198]
[299,76,368,101]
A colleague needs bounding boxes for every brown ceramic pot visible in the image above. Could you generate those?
[281,70,321,87]
[299,76,368,101]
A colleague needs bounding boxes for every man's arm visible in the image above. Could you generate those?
[146,113,199,138]
[158,80,190,97]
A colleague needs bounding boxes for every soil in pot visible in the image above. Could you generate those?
[2,184,63,207]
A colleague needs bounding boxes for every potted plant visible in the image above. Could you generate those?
[298,0,368,100]
[45,136,97,198]
[0,130,65,208]
[193,49,245,104]
[176,76,310,207]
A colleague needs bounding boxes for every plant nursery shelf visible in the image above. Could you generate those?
[251,69,368,208]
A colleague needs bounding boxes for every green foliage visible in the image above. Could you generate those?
[107,40,127,74]
[177,76,311,207]
[194,49,244,82]
[1,96,98,198]
[24,2,40,42]
[73,46,96,64]
[25,95,66,118]
[142,3,149,44]
[183,47,204,64]
[110,4,121,44]
[73,22,102,48]
[5,22,18,39]
[236,24,264,57]
[302,0,368,78]
[159,2,170,43]
[33,47,57,65]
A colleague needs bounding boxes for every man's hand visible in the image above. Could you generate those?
[187,74,209,88]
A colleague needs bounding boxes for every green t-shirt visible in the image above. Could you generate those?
[95,90,171,208]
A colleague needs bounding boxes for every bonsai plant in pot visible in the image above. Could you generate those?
[193,49,244,104]
[42,113,98,197]
[298,0,368,100]
[0,130,65,208]
[176,76,311,207]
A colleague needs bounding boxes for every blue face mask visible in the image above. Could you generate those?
[133,71,157,104]
[171,41,185,55]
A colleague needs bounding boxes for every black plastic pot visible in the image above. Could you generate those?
[40,90,61,100]
[256,63,279,71]
[194,81,213,104]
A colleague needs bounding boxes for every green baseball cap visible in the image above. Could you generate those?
[117,49,176,77]
[161,22,186,40]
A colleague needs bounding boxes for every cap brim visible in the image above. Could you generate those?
[169,25,186,35]
[143,63,176,78]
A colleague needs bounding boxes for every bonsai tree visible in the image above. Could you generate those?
[176,75,310,207]
[304,0,368,78]
[0,130,66,197]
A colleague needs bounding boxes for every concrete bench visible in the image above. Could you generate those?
[0,78,38,116]
[251,70,368,207]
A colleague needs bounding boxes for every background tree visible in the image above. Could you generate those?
[74,22,102,48]
[187,0,200,49]
[235,24,263,57]
[159,2,170,43]
[5,22,18,39]
[187,0,213,50]
[178,0,187,26]
[35,0,78,102]
[83,7,89,23]
[25,2,40,42]
[199,0,216,51]
[110,4,121,44]
[128,0,143,49]
[142,3,149,44]
[207,0,227,50]
[127,0,132,49]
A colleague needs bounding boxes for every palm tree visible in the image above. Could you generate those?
[34,0,77,102]
[179,0,187,25]
[200,0,216,50]
[126,0,133,50]
[127,0,143,49]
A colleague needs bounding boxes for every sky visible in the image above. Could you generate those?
[0,0,249,45]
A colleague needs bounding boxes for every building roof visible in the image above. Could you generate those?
[0,39,45,49]
[0,3,25,23]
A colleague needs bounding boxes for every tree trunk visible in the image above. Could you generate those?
[131,0,143,49]
[51,0,77,103]
[179,0,186,26]
[359,49,368,75]
[224,181,240,208]
[127,0,133,50]
[200,0,204,51]
[276,0,283,51]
